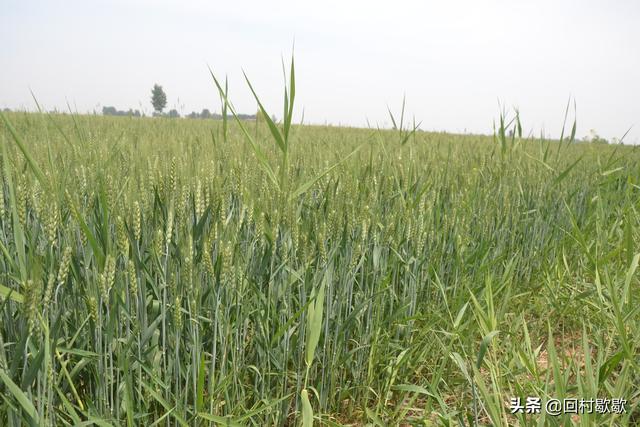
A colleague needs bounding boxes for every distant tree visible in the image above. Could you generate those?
[585,129,609,144]
[151,84,167,114]
[168,109,180,118]
[238,113,257,120]
[103,106,143,117]
[201,109,212,119]
[102,106,118,115]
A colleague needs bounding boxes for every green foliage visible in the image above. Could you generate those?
[150,83,167,113]
[0,91,639,426]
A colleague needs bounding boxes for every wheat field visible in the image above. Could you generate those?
[0,69,639,426]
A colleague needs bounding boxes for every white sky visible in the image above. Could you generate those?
[1,0,639,143]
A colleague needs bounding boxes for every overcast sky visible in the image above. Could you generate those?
[2,0,639,143]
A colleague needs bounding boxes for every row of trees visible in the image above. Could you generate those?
[101,106,178,118]
[101,105,256,120]
[150,83,255,119]
[102,106,142,117]
[185,110,257,120]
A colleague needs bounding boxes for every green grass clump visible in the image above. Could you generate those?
[0,75,639,426]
